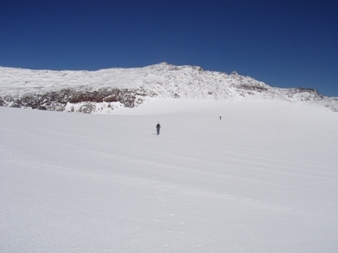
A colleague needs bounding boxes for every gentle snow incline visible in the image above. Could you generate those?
[1,100,338,253]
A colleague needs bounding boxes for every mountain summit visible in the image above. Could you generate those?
[0,63,337,113]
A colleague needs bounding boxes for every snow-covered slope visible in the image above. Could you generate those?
[1,100,337,252]
[0,63,337,113]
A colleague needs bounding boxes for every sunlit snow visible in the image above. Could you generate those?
[1,99,337,252]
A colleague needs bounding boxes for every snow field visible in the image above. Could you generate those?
[0,100,338,252]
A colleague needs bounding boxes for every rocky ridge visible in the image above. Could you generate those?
[0,63,337,113]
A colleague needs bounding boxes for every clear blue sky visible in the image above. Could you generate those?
[1,0,338,96]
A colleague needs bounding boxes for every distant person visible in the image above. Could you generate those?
[219,116,222,120]
[156,123,161,135]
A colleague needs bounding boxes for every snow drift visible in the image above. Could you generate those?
[1,99,338,253]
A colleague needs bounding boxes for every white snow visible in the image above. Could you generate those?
[1,99,338,252]
[0,63,273,100]
[2,63,337,113]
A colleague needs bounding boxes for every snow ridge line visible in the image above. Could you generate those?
[0,63,337,112]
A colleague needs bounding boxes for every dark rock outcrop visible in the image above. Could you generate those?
[0,88,156,113]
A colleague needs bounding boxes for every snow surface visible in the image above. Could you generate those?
[0,63,266,101]
[1,99,338,253]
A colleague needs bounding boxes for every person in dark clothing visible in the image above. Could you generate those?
[156,123,161,135]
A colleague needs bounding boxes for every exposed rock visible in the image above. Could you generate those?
[0,88,149,113]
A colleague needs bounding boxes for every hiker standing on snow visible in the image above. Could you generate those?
[156,123,161,135]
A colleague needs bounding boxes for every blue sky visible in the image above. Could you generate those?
[1,0,338,96]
